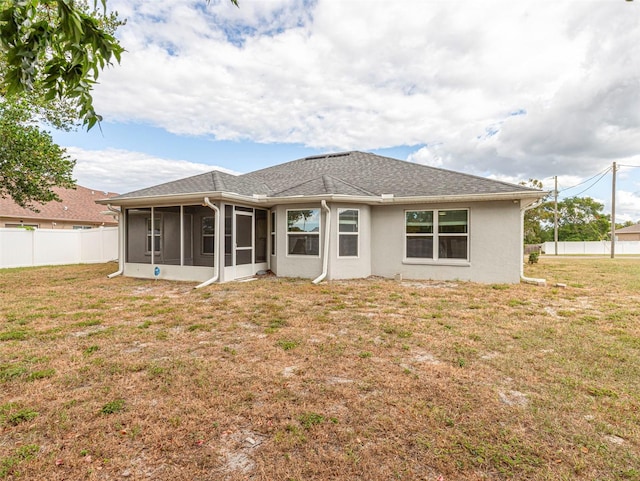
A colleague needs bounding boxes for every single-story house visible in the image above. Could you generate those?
[615,223,640,241]
[0,185,119,229]
[97,151,545,286]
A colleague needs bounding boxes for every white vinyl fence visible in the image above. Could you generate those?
[543,240,640,255]
[0,227,118,269]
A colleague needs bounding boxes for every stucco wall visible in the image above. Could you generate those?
[370,201,522,283]
[272,203,323,279]
[326,203,372,280]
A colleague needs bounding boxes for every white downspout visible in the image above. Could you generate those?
[195,197,221,289]
[106,204,124,278]
[520,199,546,285]
[312,200,331,284]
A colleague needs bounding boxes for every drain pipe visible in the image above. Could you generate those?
[520,199,546,285]
[312,200,331,284]
[195,197,221,289]
[106,204,124,278]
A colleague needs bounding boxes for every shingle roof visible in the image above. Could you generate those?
[0,185,119,224]
[616,223,640,234]
[110,151,540,202]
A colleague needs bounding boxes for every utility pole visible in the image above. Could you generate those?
[554,176,558,256]
[611,162,617,259]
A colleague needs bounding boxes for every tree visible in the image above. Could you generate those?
[0,0,124,129]
[520,179,551,244]
[544,197,611,241]
[0,0,236,207]
[558,197,612,241]
[0,99,75,208]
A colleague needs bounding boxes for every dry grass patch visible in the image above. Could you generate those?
[0,259,639,480]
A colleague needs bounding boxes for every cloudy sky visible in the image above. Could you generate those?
[52,0,640,220]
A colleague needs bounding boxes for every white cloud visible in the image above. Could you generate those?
[613,190,640,224]
[68,147,235,194]
[88,0,639,183]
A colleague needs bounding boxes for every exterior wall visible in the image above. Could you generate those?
[371,201,522,283]
[272,203,323,279]
[123,263,214,282]
[326,203,372,280]
[617,233,640,241]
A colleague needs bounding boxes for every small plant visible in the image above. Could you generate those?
[101,399,126,415]
[74,318,102,328]
[0,444,39,477]
[298,412,325,429]
[26,369,55,381]
[0,330,29,341]
[528,252,539,264]
[358,351,372,359]
[6,408,38,426]
[0,364,27,382]
[277,339,299,351]
[83,345,100,355]
[223,346,237,355]
[187,323,207,332]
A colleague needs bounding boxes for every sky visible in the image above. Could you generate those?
[51,0,640,221]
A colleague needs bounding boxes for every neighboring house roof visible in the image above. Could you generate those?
[104,151,543,205]
[0,185,119,225]
[616,223,640,234]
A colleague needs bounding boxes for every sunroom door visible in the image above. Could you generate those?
[235,209,254,278]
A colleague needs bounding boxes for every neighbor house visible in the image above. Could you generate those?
[97,151,544,285]
[0,185,119,229]
[615,223,640,241]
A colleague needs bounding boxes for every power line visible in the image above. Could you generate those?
[570,167,612,198]
[558,165,612,194]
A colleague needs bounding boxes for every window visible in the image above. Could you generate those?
[338,209,359,257]
[438,210,468,259]
[405,209,468,261]
[202,216,214,255]
[270,211,276,256]
[5,223,38,229]
[287,209,320,256]
[405,211,433,259]
[72,225,92,230]
[146,217,161,254]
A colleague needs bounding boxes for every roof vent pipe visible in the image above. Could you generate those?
[195,198,221,288]
[312,200,331,284]
[106,204,124,278]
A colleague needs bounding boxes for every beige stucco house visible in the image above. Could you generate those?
[0,185,118,229]
[97,152,544,285]
[615,223,640,241]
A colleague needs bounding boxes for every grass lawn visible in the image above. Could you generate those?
[0,258,639,480]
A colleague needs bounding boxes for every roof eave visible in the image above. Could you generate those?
[97,190,546,208]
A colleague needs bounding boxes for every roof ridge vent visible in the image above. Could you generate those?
[304,152,352,161]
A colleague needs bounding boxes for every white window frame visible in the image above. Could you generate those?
[337,208,359,258]
[404,208,469,264]
[286,208,321,257]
